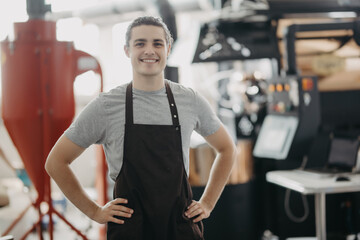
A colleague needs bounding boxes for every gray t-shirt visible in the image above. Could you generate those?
[65,80,221,181]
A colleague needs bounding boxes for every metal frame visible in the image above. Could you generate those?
[263,0,360,17]
[284,20,360,74]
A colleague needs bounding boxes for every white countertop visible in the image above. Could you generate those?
[266,170,360,194]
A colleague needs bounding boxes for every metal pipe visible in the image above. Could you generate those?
[50,0,147,20]
[168,0,218,12]
[50,0,219,21]
[72,0,147,19]
[27,0,51,19]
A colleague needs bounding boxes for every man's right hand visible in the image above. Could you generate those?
[93,198,134,224]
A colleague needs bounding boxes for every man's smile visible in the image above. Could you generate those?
[140,59,159,63]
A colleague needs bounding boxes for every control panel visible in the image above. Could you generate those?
[253,75,320,160]
[267,76,317,116]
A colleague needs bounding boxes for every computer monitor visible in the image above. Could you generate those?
[327,137,360,170]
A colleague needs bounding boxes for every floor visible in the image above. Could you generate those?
[27,203,101,240]
[1,178,102,240]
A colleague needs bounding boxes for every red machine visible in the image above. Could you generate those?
[1,19,106,239]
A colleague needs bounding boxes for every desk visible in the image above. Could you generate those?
[266,170,360,240]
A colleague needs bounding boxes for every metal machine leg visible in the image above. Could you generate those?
[315,193,326,240]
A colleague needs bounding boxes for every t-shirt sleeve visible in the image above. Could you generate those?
[64,96,107,148]
[194,91,221,137]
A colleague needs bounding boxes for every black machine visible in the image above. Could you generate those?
[252,75,323,239]
[253,75,320,160]
[189,4,360,237]
[192,20,280,63]
[253,20,360,239]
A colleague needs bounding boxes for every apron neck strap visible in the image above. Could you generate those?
[125,83,134,124]
[165,81,180,126]
[125,81,180,126]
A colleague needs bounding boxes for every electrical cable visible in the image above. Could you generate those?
[284,155,310,223]
[284,188,309,223]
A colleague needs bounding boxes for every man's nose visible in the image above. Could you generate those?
[144,45,155,55]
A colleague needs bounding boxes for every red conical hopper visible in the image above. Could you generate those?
[1,19,104,239]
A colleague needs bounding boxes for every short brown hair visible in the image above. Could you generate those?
[125,16,173,47]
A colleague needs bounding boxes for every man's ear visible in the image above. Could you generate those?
[166,44,172,57]
[124,45,130,58]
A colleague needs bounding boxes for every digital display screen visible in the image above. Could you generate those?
[262,128,289,152]
[328,138,359,168]
[253,115,298,160]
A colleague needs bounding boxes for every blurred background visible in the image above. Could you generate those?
[1,0,360,239]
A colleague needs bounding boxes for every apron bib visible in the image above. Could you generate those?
[107,82,204,240]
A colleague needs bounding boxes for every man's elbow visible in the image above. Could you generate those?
[45,155,56,176]
[229,143,237,164]
[219,141,237,163]
[231,144,237,160]
[224,138,237,157]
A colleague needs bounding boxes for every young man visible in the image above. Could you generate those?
[46,16,236,239]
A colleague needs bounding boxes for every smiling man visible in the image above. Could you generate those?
[45,16,236,240]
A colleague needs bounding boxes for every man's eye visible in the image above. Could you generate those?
[154,43,163,47]
[135,43,144,47]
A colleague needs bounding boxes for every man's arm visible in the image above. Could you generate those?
[45,134,133,224]
[185,124,236,222]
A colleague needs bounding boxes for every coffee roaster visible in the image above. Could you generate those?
[253,20,360,239]
[1,1,104,239]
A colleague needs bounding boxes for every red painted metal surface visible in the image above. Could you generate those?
[1,19,107,239]
[95,145,108,240]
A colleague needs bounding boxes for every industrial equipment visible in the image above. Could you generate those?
[0,1,104,239]
[192,20,280,63]
[253,75,320,160]
[254,19,360,239]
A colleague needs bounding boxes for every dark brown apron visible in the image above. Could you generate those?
[107,82,204,240]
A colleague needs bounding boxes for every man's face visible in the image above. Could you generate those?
[124,25,170,79]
